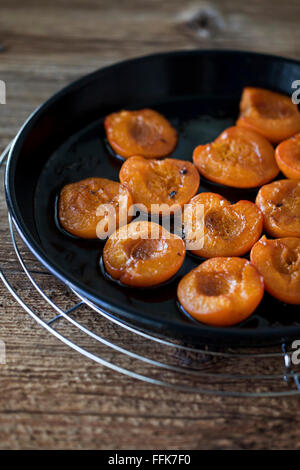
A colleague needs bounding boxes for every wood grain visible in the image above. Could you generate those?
[1,0,300,450]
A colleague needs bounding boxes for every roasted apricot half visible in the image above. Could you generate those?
[183,192,263,258]
[58,177,133,239]
[236,87,300,144]
[193,126,279,188]
[256,179,300,237]
[275,133,300,179]
[104,109,177,159]
[251,236,300,304]
[177,257,264,327]
[119,156,200,215]
[103,221,185,287]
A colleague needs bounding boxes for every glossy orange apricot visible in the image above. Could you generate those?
[256,179,300,237]
[236,87,300,144]
[183,192,263,258]
[103,221,185,287]
[193,126,279,188]
[250,236,300,304]
[58,177,133,239]
[119,156,200,215]
[104,109,178,159]
[177,257,264,327]
[275,133,300,179]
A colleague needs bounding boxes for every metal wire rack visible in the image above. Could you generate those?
[1,142,300,397]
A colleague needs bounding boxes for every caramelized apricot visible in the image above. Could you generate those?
[184,192,263,258]
[119,156,200,215]
[104,109,177,159]
[177,257,264,327]
[103,221,185,287]
[251,236,300,304]
[256,179,300,237]
[275,133,300,179]
[236,87,300,144]
[58,177,133,239]
[193,126,279,188]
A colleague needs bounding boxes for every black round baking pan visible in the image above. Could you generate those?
[5,49,300,346]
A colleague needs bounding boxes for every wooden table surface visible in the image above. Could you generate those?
[1,0,300,450]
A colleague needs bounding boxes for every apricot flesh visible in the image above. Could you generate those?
[177,257,264,327]
[58,177,133,239]
[275,133,300,180]
[236,87,300,144]
[184,192,263,258]
[104,108,178,159]
[256,179,300,237]
[250,236,300,304]
[103,221,185,287]
[193,126,279,188]
[119,156,200,215]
